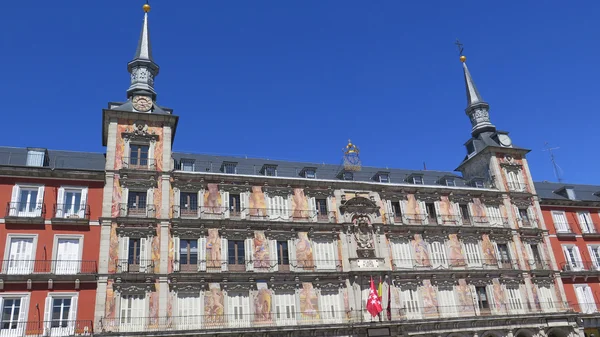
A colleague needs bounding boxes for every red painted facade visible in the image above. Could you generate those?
[0,175,102,332]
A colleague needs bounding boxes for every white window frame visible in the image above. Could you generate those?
[391,239,413,269]
[56,186,88,219]
[505,286,524,314]
[575,284,597,314]
[0,293,30,336]
[588,245,600,270]
[26,150,45,167]
[428,241,448,268]
[551,211,570,233]
[227,292,251,328]
[537,285,557,312]
[175,292,204,329]
[319,290,342,324]
[463,241,482,268]
[562,245,583,271]
[437,288,457,317]
[10,184,44,217]
[118,294,148,332]
[3,234,38,275]
[412,176,423,185]
[312,240,338,271]
[267,195,291,221]
[400,288,421,319]
[51,235,84,275]
[43,292,79,337]
[578,211,595,234]
[273,292,296,326]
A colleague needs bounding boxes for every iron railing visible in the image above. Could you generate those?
[554,222,575,234]
[526,259,552,271]
[172,206,336,223]
[560,261,600,272]
[0,260,97,275]
[5,202,45,218]
[507,182,528,192]
[53,204,90,220]
[121,157,156,170]
[569,302,600,315]
[172,259,341,273]
[392,258,516,270]
[98,302,572,333]
[118,204,156,218]
[386,213,509,228]
[115,259,155,273]
[0,319,93,337]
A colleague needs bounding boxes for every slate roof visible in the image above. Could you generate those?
[534,181,600,202]
[0,147,105,171]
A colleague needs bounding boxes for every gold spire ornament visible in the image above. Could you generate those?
[343,139,361,171]
[143,2,151,13]
[460,55,467,63]
[344,139,359,155]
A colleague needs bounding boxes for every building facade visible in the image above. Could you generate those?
[0,147,105,336]
[536,182,600,337]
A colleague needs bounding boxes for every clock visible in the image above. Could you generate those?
[498,134,512,147]
[132,95,153,112]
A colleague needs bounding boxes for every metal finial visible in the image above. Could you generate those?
[455,39,464,56]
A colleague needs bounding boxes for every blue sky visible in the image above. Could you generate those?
[1,1,598,184]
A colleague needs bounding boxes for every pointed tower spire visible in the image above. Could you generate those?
[460,55,496,136]
[127,2,159,100]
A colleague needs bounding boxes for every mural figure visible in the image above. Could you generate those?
[481,234,497,265]
[204,184,221,214]
[204,284,225,325]
[492,279,506,313]
[254,286,272,323]
[472,198,487,223]
[249,186,267,217]
[292,188,308,219]
[413,234,431,267]
[421,280,439,317]
[206,228,221,269]
[296,232,314,269]
[439,196,454,224]
[253,231,271,269]
[448,234,466,267]
[456,279,474,315]
[299,283,320,320]
[405,195,422,224]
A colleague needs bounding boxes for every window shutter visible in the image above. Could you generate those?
[552,211,568,232]
[506,287,523,314]
[79,188,88,218]
[245,238,254,272]
[56,187,66,218]
[562,246,573,270]
[197,190,204,217]
[527,207,536,228]
[453,203,462,226]
[309,197,317,222]
[146,188,154,217]
[464,242,482,267]
[119,236,130,272]
[399,200,407,220]
[493,242,502,268]
[434,201,442,224]
[173,237,180,272]
[419,201,427,224]
[9,185,20,216]
[221,191,230,218]
[288,239,297,272]
[140,237,149,273]
[221,238,228,271]
[16,296,28,333]
[486,206,502,227]
[240,192,249,220]
[121,187,129,217]
[68,296,79,324]
[198,237,206,272]
[573,246,583,270]
[584,286,597,313]
[284,196,292,220]
[269,240,278,272]
[36,186,45,217]
[385,200,394,224]
[430,242,447,268]
[525,244,535,270]
[401,289,421,319]
[44,296,52,331]
[326,197,335,222]
[266,196,273,218]
[392,241,413,269]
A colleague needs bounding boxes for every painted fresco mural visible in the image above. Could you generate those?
[204,183,222,214]
[204,283,225,325]
[471,198,486,223]
[207,228,222,269]
[481,234,497,265]
[447,234,466,267]
[152,227,160,271]
[531,284,541,309]
[105,280,116,319]
[111,175,122,217]
[405,194,422,223]
[296,232,314,269]
[390,286,402,319]
[249,186,267,217]
[413,234,431,267]
[299,283,320,320]
[292,188,308,219]
[254,283,273,324]
[253,231,270,269]
[343,286,351,319]
[108,224,119,273]
[115,120,165,171]
[438,196,455,224]
[149,288,159,328]
[491,279,507,313]
[456,279,474,316]
[421,280,438,317]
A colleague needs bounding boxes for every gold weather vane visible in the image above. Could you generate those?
[455,39,467,63]
[343,139,361,171]
[143,0,151,12]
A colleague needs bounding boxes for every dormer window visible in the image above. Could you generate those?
[474,179,485,188]
[445,178,456,187]
[26,148,46,167]
[406,174,424,185]
[261,165,277,177]
[180,159,195,172]
[374,172,390,183]
[300,167,317,179]
[343,171,354,181]
[221,161,237,174]
[466,141,476,156]
[566,188,576,200]
[554,186,577,201]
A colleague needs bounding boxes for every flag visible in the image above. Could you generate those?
[386,280,391,321]
[377,276,383,299]
[366,277,383,317]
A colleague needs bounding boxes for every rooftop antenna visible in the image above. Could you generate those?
[542,142,563,183]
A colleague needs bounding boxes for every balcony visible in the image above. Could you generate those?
[0,260,97,281]
[560,261,600,275]
[51,204,90,225]
[171,259,341,274]
[0,319,93,337]
[582,227,600,239]
[118,204,156,218]
[172,206,336,223]
[115,259,155,274]
[98,302,572,334]
[526,259,552,271]
[403,213,427,225]
[555,224,577,239]
[392,258,517,271]
[5,202,45,223]
[507,182,528,193]
[518,217,539,229]
[121,157,156,170]
[386,214,509,228]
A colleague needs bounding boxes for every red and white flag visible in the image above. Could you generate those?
[366,277,383,317]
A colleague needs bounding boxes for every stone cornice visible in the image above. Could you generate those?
[120,173,158,189]
[262,185,294,197]
[113,282,156,294]
[219,183,252,193]
[172,175,205,191]
[304,187,335,198]
[116,224,156,238]
[0,166,105,181]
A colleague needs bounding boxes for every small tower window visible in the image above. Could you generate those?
[261,165,277,177]
[565,188,576,200]
[379,174,390,183]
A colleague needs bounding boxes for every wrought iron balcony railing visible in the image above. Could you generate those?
[507,182,528,193]
[115,259,155,274]
[172,206,336,223]
[569,302,600,315]
[560,261,600,273]
[98,302,573,333]
[554,223,575,234]
[0,260,97,275]
[121,157,156,170]
[386,213,509,228]
[172,259,342,273]
[5,202,45,218]
[392,258,517,270]
[526,259,552,271]
[118,204,156,218]
[0,319,93,337]
[53,204,90,221]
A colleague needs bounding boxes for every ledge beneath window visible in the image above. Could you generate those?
[50,217,90,226]
[556,232,577,240]
[3,216,45,224]
[582,233,600,240]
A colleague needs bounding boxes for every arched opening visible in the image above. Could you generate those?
[446,333,469,337]
[481,331,506,337]
[514,329,536,337]
[547,328,570,337]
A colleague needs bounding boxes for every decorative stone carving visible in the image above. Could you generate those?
[531,277,554,287]
[379,190,408,201]
[433,279,456,290]
[339,196,380,215]
[122,121,159,143]
[219,183,252,193]
[512,197,533,208]
[114,282,155,294]
[467,278,490,287]
[414,192,440,203]
[271,283,297,291]
[172,176,204,191]
[171,226,206,238]
[500,278,523,287]
[423,232,447,242]
[460,232,481,244]
[448,193,473,204]
[520,235,543,243]
[304,187,334,198]
[227,283,253,291]
[396,280,420,291]
[499,155,522,168]
[489,232,513,242]
[120,174,157,189]
[171,283,205,293]
[116,225,155,238]
[479,194,503,205]
[354,216,374,250]
[262,186,293,198]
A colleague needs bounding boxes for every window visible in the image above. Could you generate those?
[51,298,72,328]
[475,286,490,310]
[119,295,146,330]
[176,294,202,328]
[56,187,88,218]
[497,243,512,266]
[315,199,328,219]
[437,289,457,317]
[1,296,28,332]
[43,295,78,334]
[552,211,570,233]
[313,240,337,270]
[304,169,316,179]
[129,144,149,168]
[425,203,437,222]
[276,241,289,265]
[528,244,543,268]
[464,242,482,267]
[268,196,290,220]
[459,204,470,221]
[473,179,485,188]
[486,205,503,227]
[229,193,241,214]
[180,159,195,172]
[537,286,556,312]
[391,240,413,269]
[179,239,198,267]
[26,149,45,167]
[128,191,147,216]
[379,174,390,183]
[401,288,420,319]
[575,285,597,314]
[565,188,577,200]
[179,192,198,217]
[274,293,296,325]
[5,236,35,274]
[54,237,81,275]
[506,287,524,314]
[10,185,44,217]
[588,245,600,269]
[120,236,150,273]
[227,293,250,327]
[343,172,353,181]
[263,165,277,177]
[129,239,141,265]
[429,241,447,268]
[223,162,237,174]
[412,176,423,185]
[578,211,595,233]
[320,291,342,323]
[445,178,456,187]
[562,245,583,271]
[505,169,525,191]
[228,241,245,266]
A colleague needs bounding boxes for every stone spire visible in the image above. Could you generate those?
[460,55,496,136]
[127,2,159,100]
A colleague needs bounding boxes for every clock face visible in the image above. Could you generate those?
[498,134,512,147]
[132,95,153,112]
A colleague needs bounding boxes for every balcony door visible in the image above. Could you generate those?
[5,238,34,275]
[54,238,80,275]
[129,144,149,169]
[128,192,147,217]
